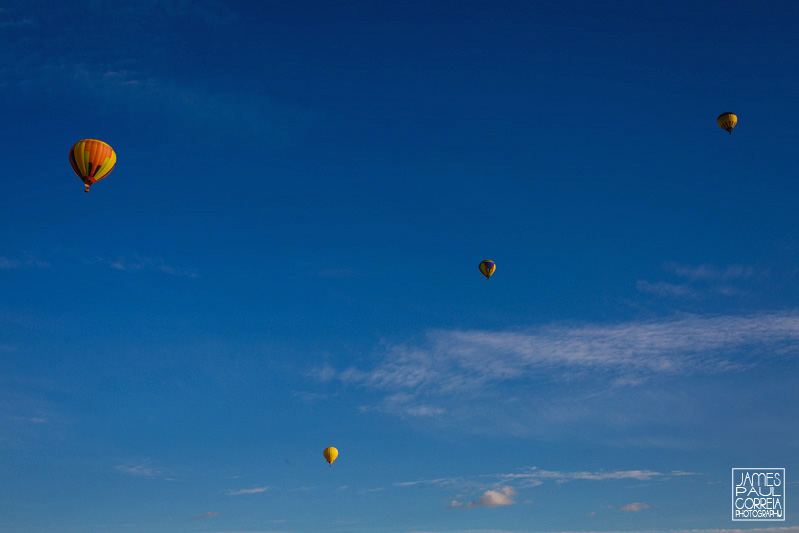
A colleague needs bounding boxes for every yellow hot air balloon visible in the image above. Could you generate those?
[323,446,338,466]
[479,260,496,280]
[717,112,737,134]
[69,139,117,192]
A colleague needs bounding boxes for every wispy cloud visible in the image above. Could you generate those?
[81,254,197,277]
[228,486,269,496]
[395,477,464,488]
[28,63,311,146]
[636,280,697,298]
[327,312,798,392]
[664,262,757,282]
[0,254,48,269]
[397,467,692,496]
[0,17,31,28]
[193,511,219,520]
[115,463,159,477]
[10,416,48,424]
[637,262,762,298]
[317,312,799,438]
[358,393,446,418]
[498,467,681,484]
[291,390,329,404]
[451,486,517,508]
[620,501,650,511]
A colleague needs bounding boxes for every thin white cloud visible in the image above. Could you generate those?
[0,17,31,28]
[397,467,691,494]
[451,486,517,508]
[620,501,650,511]
[395,477,463,488]
[664,262,757,282]
[638,262,762,298]
[359,393,445,418]
[106,254,198,277]
[309,364,337,382]
[291,390,328,404]
[498,467,675,483]
[115,463,159,477]
[319,312,799,440]
[330,313,799,395]
[0,255,48,269]
[0,8,33,29]
[228,486,269,496]
[193,511,219,520]
[11,416,48,424]
[44,63,309,144]
[636,280,696,298]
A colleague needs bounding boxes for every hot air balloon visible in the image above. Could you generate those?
[69,139,117,192]
[479,260,496,280]
[717,112,737,134]
[323,447,338,466]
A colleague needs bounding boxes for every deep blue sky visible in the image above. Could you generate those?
[1,1,798,532]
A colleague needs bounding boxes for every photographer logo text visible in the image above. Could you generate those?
[732,468,785,521]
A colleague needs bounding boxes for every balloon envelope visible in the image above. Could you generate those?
[69,139,117,192]
[717,112,737,134]
[479,260,496,280]
[323,446,338,465]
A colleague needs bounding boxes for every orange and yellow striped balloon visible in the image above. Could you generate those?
[69,139,117,192]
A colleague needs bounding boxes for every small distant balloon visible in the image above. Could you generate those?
[323,447,338,466]
[479,260,496,280]
[69,139,117,192]
[717,112,737,134]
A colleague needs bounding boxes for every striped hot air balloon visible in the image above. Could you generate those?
[717,112,737,134]
[479,260,496,280]
[69,139,117,192]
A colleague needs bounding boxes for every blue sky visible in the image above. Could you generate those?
[1,1,799,532]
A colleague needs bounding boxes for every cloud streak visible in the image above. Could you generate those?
[399,467,692,492]
[664,262,757,282]
[316,312,799,439]
[0,254,48,269]
[637,262,762,298]
[620,502,650,511]
[115,463,159,477]
[329,312,799,395]
[228,486,269,496]
[85,254,198,277]
[498,467,682,484]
